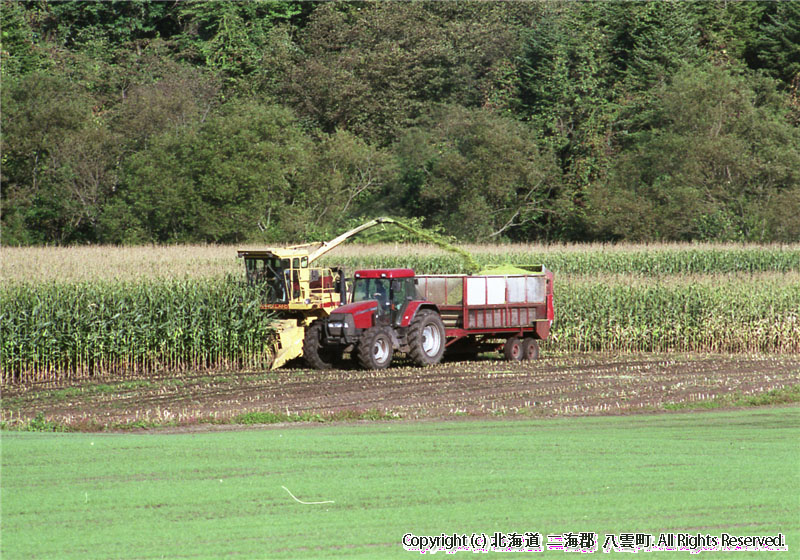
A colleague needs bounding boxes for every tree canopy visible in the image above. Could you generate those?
[1,0,798,244]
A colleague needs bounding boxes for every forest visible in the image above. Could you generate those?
[2,0,799,245]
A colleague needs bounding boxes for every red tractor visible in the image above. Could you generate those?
[304,267,554,369]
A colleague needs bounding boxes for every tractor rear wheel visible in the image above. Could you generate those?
[503,337,522,361]
[357,327,394,370]
[521,338,540,360]
[408,310,446,366]
[303,321,337,370]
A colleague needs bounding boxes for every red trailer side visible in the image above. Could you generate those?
[414,268,554,354]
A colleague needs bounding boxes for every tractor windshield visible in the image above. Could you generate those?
[353,278,391,307]
[245,257,289,303]
[352,277,414,318]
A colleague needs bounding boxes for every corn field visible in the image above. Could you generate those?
[1,278,274,385]
[3,243,798,283]
[553,273,800,354]
[1,244,798,385]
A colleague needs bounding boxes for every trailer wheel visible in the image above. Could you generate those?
[503,337,523,361]
[303,321,337,370]
[357,327,394,370]
[521,338,540,360]
[408,310,446,366]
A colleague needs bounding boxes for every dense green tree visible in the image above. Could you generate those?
[1,72,96,244]
[752,2,800,87]
[518,2,703,149]
[175,1,301,92]
[47,126,121,241]
[692,2,766,64]
[26,0,177,47]
[391,106,562,241]
[107,57,220,152]
[2,1,799,244]
[517,4,611,155]
[101,102,311,244]
[599,2,703,91]
[588,65,800,242]
[99,103,395,244]
[518,3,613,175]
[290,130,396,239]
[515,3,616,239]
[0,0,47,77]
[286,2,529,144]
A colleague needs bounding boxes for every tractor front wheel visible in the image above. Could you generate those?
[357,327,394,370]
[303,321,338,370]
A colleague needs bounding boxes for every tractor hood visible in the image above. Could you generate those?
[330,300,378,330]
[331,300,377,317]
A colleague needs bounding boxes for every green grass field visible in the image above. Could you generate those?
[2,408,797,559]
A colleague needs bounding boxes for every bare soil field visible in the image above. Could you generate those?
[2,353,798,431]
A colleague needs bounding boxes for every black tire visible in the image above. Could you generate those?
[303,321,337,370]
[357,327,394,369]
[521,338,540,360]
[503,337,522,361]
[407,310,446,366]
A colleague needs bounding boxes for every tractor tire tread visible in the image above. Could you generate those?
[303,321,334,370]
[357,327,394,370]
[407,310,446,366]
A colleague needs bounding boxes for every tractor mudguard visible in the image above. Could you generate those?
[396,301,438,328]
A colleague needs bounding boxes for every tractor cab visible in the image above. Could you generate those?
[316,268,446,370]
[351,269,415,325]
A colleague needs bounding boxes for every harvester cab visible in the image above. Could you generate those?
[239,249,345,309]
[237,247,345,370]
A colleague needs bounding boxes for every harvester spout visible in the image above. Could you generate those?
[305,217,397,264]
[379,218,481,275]
[305,217,480,274]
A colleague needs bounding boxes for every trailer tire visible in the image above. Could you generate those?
[521,338,540,360]
[303,321,337,370]
[408,310,446,366]
[503,337,523,361]
[357,327,394,370]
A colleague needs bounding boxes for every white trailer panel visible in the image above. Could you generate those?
[466,277,486,306]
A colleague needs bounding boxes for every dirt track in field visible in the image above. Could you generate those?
[3,353,799,430]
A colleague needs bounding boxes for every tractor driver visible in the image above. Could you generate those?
[374,280,391,312]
